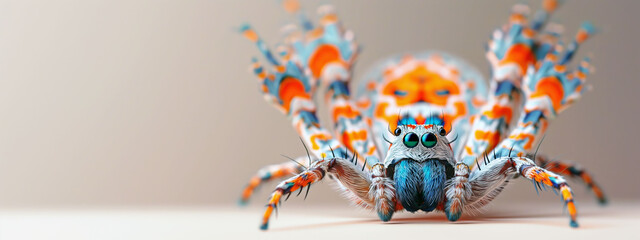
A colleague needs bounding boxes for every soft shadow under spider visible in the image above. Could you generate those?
[270,211,607,231]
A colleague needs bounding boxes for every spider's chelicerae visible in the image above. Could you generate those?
[238,0,606,230]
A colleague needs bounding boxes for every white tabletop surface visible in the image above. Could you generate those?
[0,202,637,240]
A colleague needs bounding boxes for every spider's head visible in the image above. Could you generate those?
[383,124,455,179]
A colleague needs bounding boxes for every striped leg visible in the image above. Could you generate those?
[241,17,393,230]
[281,2,380,168]
[242,15,383,230]
[260,157,376,230]
[460,1,563,165]
[535,155,607,204]
[466,22,596,228]
[238,159,305,205]
[491,23,595,158]
[468,156,578,227]
[514,157,579,227]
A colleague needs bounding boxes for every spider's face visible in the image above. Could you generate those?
[384,124,455,178]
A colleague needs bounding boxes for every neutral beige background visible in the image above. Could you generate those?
[0,0,638,209]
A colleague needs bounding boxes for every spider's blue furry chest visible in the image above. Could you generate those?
[391,159,449,212]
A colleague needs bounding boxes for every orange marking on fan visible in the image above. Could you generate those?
[442,101,467,132]
[341,130,369,150]
[482,104,514,122]
[310,133,332,150]
[474,130,500,152]
[500,44,534,75]
[321,14,338,25]
[531,76,564,111]
[509,133,536,150]
[543,0,559,12]
[332,105,360,122]
[472,96,485,107]
[374,102,399,130]
[281,0,300,13]
[367,81,377,90]
[367,146,376,155]
[465,146,473,155]
[309,44,342,78]
[356,99,371,109]
[576,30,589,43]
[242,29,259,42]
[279,77,310,112]
[382,65,461,106]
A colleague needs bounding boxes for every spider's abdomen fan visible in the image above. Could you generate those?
[393,160,446,212]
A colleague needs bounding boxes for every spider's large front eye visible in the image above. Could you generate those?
[422,133,437,148]
[394,128,402,136]
[403,133,419,148]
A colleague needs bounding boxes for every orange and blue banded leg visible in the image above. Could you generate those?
[535,155,607,205]
[489,23,595,160]
[239,160,305,205]
[242,17,379,229]
[469,156,579,227]
[279,1,380,169]
[461,1,559,166]
[260,157,376,230]
[512,157,579,227]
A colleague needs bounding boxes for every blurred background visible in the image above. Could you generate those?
[0,0,638,210]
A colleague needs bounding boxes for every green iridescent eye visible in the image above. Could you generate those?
[422,133,437,148]
[403,133,419,148]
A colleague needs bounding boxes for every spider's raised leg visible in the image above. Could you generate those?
[241,10,394,229]
[466,22,596,228]
[460,1,564,165]
[467,156,579,227]
[535,155,607,204]
[281,2,380,168]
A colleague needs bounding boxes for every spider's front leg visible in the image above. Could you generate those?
[239,159,306,205]
[469,156,579,227]
[534,155,607,204]
[260,157,397,230]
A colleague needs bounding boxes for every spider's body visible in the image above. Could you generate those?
[238,0,606,230]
